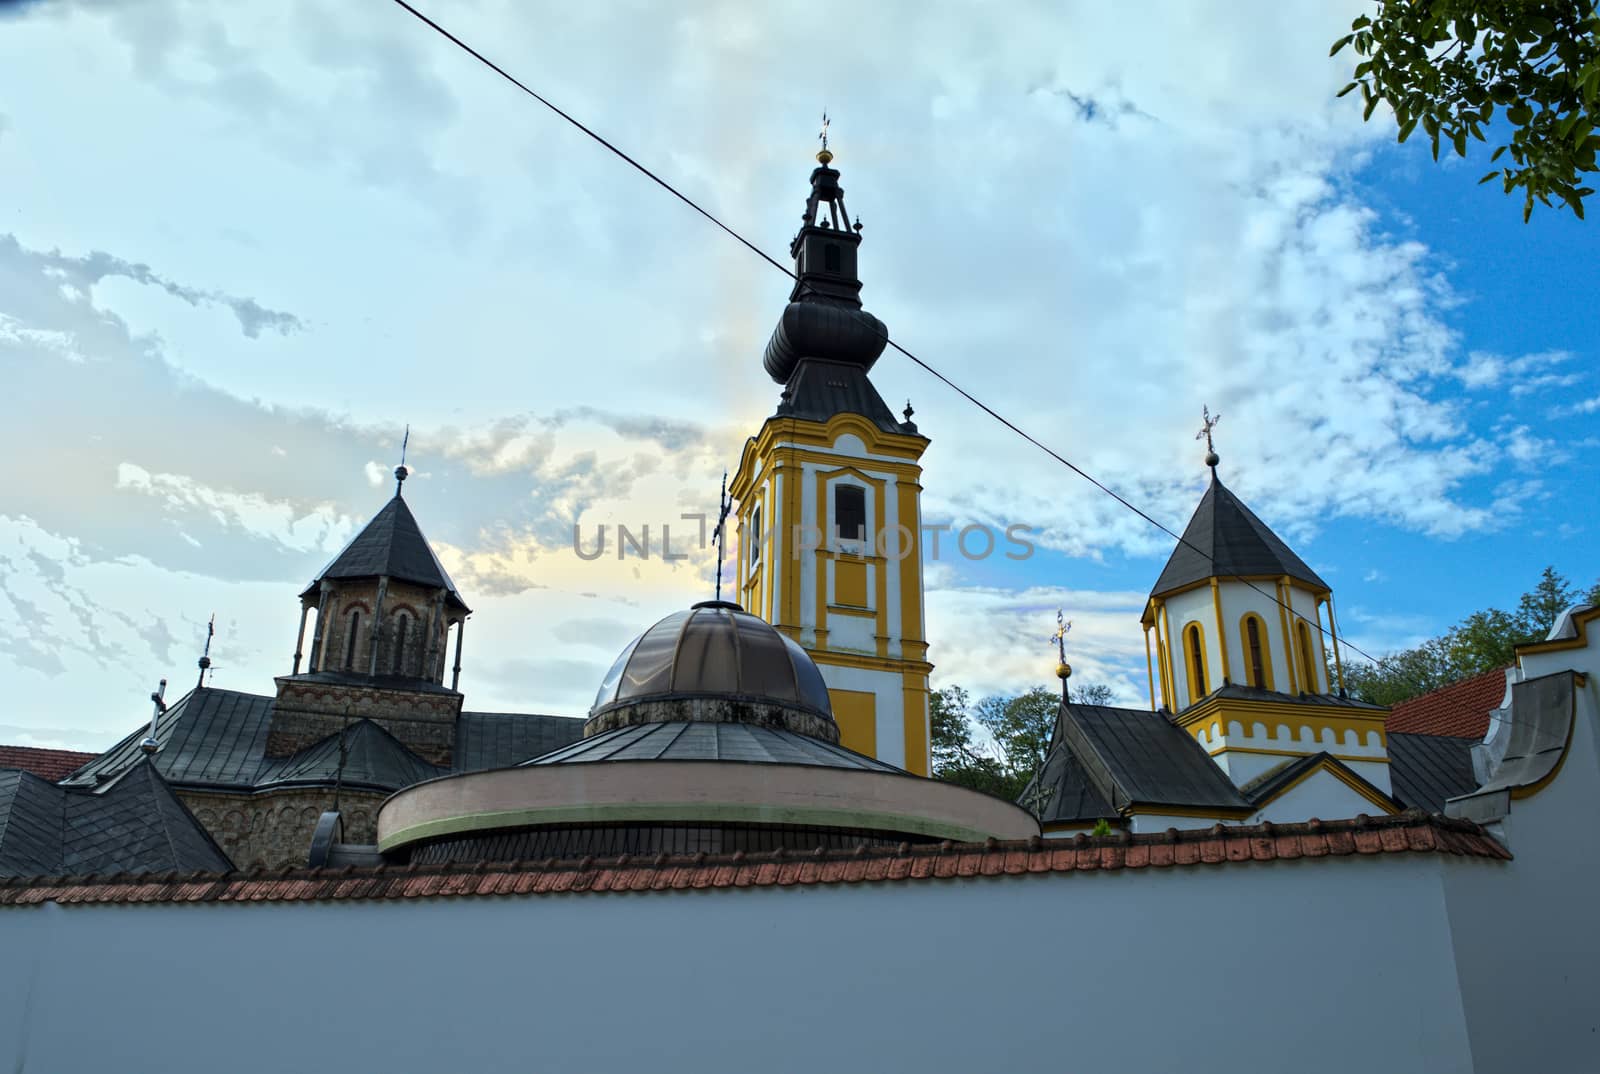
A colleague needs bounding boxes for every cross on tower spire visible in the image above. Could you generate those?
[196,613,215,689]
[1051,609,1073,702]
[817,111,831,163]
[712,470,733,603]
[1196,405,1222,472]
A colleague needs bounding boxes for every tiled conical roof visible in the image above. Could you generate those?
[301,494,467,610]
[1150,475,1327,599]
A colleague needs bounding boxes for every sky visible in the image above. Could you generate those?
[0,0,1594,751]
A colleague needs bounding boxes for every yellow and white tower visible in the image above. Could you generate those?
[730,143,933,774]
[1142,424,1390,797]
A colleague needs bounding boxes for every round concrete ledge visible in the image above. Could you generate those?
[377,762,1040,853]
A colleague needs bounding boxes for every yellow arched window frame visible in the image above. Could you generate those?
[1183,621,1209,702]
[1295,620,1318,693]
[1238,612,1274,690]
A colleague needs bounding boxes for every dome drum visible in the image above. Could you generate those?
[586,696,840,745]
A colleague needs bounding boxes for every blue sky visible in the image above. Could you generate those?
[0,1,1594,749]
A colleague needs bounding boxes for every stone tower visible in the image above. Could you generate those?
[269,470,472,765]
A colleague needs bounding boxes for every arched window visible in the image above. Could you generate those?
[392,613,409,675]
[834,484,866,544]
[1184,623,1208,702]
[824,243,841,273]
[344,610,361,671]
[1242,614,1272,690]
[1296,621,1317,693]
[749,505,762,568]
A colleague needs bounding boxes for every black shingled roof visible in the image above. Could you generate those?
[0,761,231,878]
[1150,475,1328,599]
[300,494,469,610]
[1388,732,1481,814]
[1024,704,1250,823]
[62,687,584,792]
[774,358,919,436]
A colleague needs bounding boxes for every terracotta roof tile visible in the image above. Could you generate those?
[0,813,1507,907]
[0,746,98,782]
[1387,666,1509,738]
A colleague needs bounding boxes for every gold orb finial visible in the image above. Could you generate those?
[1056,661,1072,681]
[816,147,834,165]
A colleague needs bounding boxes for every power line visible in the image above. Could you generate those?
[388,0,1423,684]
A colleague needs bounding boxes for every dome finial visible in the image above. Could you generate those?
[1050,610,1073,702]
[195,612,215,689]
[394,424,410,497]
[1195,405,1221,473]
[816,110,833,164]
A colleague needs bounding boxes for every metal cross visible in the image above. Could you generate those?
[196,613,216,689]
[818,111,830,153]
[395,424,411,495]
[1021,774,1055,819]
[1195,405,1221,454]
[1050,609,1072,660]
[712,470,732,603]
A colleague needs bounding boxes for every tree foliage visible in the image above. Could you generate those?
[1344,565,1599,705]
[931,681,1113,802]
[1332,1,1600,220]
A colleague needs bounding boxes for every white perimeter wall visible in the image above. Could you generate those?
[1,857,1477,1074]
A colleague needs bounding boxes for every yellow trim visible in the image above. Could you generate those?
[1295,620,1317,693]
[811,649,934,676]
[1325,594,1346,694]
[1182,620,1209,703]
[1277,578,1297,693]
[1238,612,1275,690]
[1248,755,1398,815]
[1160,603,1176,710]
[1208,744,1389,765]
[1515,605,1600,657]
[1144,625,1157,711]
[902,674,930,777]
[830,687,878,757]
[1211,579,1232,686]
[1123,803,1255,820]
[1509,674,1582,800]
[897,478,925,656]
[1178,695,1388,752]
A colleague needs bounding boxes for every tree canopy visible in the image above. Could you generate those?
[1332,1,1600,220]
[931,681,1112,801]
[1344,565,1599,705]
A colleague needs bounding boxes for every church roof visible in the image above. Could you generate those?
[1386,666,1508,738]
[525,720,903,771]
[61,687,583,792]
[1387,733,1482,814]
[0,813,1509,904]
[0,761,231,878]
[1150,475,1328,599]
[1022,703,1250,824]
[774,358,916,435]
[0,745,97,782]
[301,494,468,610]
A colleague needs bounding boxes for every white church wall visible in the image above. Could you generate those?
[1219,580,1296,689]
[1164,586,1217,710]
[817,660,906,768]
[0,858,1478,1074]
[1441,630,1600,1074]
[1244,769,1387,825]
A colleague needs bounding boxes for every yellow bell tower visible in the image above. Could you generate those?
[730,142,933,775]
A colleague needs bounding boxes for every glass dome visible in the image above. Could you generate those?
[591,601,833,719]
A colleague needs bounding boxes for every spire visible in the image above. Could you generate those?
[762,121,889,385]
[1196,405,1221,474]
[196,613,215,689]
[300,494,469,613]
[1149,477,1329,600]
[1050,610,1073,703]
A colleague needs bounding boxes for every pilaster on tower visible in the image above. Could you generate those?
[730,143,933,775]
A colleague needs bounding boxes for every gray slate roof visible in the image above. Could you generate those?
[1208,683,1385,710]
[525,720,904,771]
[63,687,583,792]
[1023,704,1250,823]
[1151,476,1328,598]
[0,761,231,878]
[1388,732,1481,814]
[1237,752,1396,811]
[774,358,918,436]
[301,493,469,610]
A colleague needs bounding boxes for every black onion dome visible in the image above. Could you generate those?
[763,301,887,383]
[588,601,837,743]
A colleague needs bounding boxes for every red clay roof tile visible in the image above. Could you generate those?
[1386,666,1509,738]
[0,746,98,782]
[0,813,1507,907]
